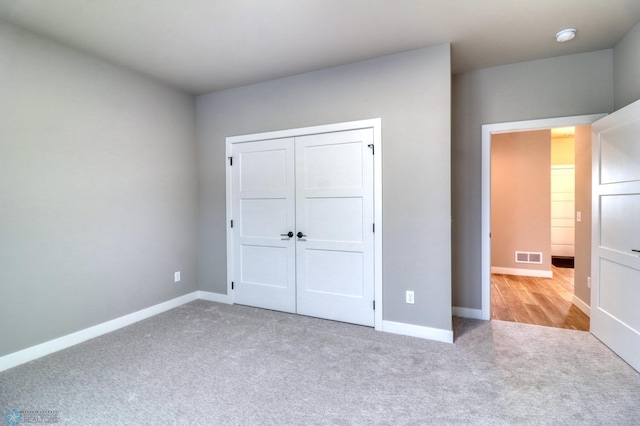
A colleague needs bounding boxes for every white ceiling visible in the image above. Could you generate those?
[1,0,639,95]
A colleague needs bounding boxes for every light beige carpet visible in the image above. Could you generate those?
[1,300,639,425]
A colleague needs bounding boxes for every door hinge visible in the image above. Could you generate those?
[231,281,234,290]
[230,220,234,228]
[373,223,375,233]
[228,156,233,166]
[373,300,375,310]
[368,144,374,155]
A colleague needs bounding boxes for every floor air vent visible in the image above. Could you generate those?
[515,251,543,264]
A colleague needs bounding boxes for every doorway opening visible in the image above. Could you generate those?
[489,127,587,330]
[480,114,607,328]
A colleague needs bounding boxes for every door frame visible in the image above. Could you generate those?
[225,118,383,330]
[480,114,606,320]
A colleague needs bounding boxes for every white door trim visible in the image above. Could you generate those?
[225,118,383,330]
[480,114,606,320]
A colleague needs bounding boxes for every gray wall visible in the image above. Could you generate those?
[0,22,198,357]
[196,46,452,331]
[614,21,640,110]
[452,50,614,310]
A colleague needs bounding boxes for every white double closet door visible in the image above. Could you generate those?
[230,128,374,327]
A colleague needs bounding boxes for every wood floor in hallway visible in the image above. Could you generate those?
[491,266,590,331]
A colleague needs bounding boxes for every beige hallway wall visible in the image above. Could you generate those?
[491,130,551,273]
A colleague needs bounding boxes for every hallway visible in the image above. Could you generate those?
[491,266,590,331]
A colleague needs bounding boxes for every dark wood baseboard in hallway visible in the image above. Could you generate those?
[491,266,590,331]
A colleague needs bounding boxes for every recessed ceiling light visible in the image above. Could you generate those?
[556,28,576,43]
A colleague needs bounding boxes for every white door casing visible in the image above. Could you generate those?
[591,100,640,373]
[231,138,296,313]
[226,119,383,329]
[295,129,375,326]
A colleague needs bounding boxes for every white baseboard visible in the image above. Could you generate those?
[572,295,591,317]
[382,320,453,344]
[491,266,552,278]
[452,306,484,320]
[1,291,457,372]
[197,291,232,304]
[0,292,199,373]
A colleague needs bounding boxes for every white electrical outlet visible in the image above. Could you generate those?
[587,276,591,289]
[576,211,582,222]
[174,271,181,283]
[406,290,415,304]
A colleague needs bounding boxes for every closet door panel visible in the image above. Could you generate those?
[295,129,375,326]
[231,138,296,313]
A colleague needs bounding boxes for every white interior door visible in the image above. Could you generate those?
[591,100,640,373]
[231,138,296,313]
[295,129,375,326]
